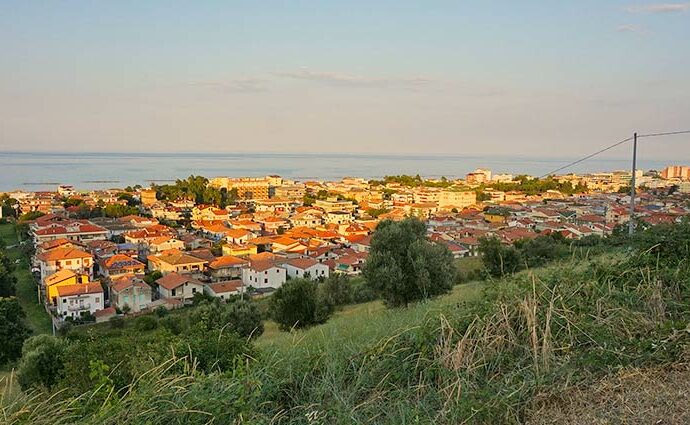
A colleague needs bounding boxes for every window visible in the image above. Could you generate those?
[95,297,100,303]
[264,278,268,284]
[171,289,176,296]
[192,288,197,294]
[63,299,67,303]
[65,260,71,265]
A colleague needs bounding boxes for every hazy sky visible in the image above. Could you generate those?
[1,1,689,159]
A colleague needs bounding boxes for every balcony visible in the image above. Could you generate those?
[68,303,91,311]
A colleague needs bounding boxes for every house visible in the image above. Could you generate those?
[37,247,93,283]
[56,282,105,320]
[31,219,109,246]
[109,276,153,313]
[334,253,367,275]
[204,280,244,301]
[99,254,146,279]
[207,255,249,281]
[149,236,185,254]
[147,249,207,277]
[44,269,89,307]
[224,228,256,245]
[222,243,258,257]
[241,256,286,289]
[155,272,204,303]
[284,258,330,280]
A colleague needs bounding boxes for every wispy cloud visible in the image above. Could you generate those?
[626,2,690,13]
[275,69,434,89]
[616,24,651,34]
[189,78,268,93]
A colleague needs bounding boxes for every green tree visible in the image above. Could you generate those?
[0,297,31,365]
[319,274,352,307]
[17,335,67,390]
[19,211,45,221]
[177,325,251,373]
[478,236,522,277]
[363,218,455,307]
[226,300,264,339]
[0,250,18,297]
[269,278,332,330]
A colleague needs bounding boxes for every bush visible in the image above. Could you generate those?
[226,300,264,339]
[154,305,169,317]
[319,274,353,307]
[160,315,184,335]
[109,316,125,329]
[364,218,455,307]
[176,325,252,373]
[135,315,158,331]
[0,297,31,365]
[350,277,378,303]
[269,278,332,330]
[17,335,66,390]
[478,236,523,277]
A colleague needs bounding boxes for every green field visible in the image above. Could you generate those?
[0,224,52,335]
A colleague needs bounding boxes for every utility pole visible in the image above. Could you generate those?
[628,132,637,236]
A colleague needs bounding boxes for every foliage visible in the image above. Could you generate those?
[318,274,353,307]
[103,204,139,218]
[17,335,66,390]
[225,300,264,339]
[175,325,252,374]
[0,249,17,297]
[154,175,235,207]
[269,278,332,330]
[478,175,587,196]
[18,211,45,221]
[364,217,455,307]
[0,297,31,365]
[365,207,389,218]
[135,315,158,331]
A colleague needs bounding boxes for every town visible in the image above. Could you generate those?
[1,165,689,329]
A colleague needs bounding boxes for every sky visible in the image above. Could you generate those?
[0,1,689,160]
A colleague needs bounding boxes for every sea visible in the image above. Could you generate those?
[0,151,674,192]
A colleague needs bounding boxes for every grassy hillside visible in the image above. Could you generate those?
[3,221,690,424]
[0,224,52,335]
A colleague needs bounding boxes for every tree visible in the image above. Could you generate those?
[0,250,18,297]
[0,297,31,365]
[319,274,352,308]
[19,211,45,221]
[17,335,67,390]
[363,218,455,307]
[177,325,251,373]
[269,278,332,330]
[478,236,522,277]
[226,300,264,339]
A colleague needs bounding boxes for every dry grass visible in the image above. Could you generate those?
[528,363,690,425]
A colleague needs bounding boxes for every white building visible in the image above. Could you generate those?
[242,262,286,289]
[284,258,330,280]
[56,283,104,319]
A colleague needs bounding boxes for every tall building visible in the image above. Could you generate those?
[465,168,492,184]
[661,166,690,180]
[209,177,272,200]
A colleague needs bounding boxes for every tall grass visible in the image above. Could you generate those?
[3,235,690,423]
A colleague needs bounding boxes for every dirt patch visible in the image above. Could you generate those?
[528,364,690,424]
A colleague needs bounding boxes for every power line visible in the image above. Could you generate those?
[540,129,690,178]
[638,129,690,139]
[539,136,633,178]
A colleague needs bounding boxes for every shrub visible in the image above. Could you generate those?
[269,278,332,330]
[109,316,125,329]
[17,335,66,390]
[319,274,353,307]
[226,300,264,339]
[135,315,158,331]
[0,297,31,365]
[364,218,455,307]
[154,305,169,317]
[176,325,252,373]
[160,315,184,335]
